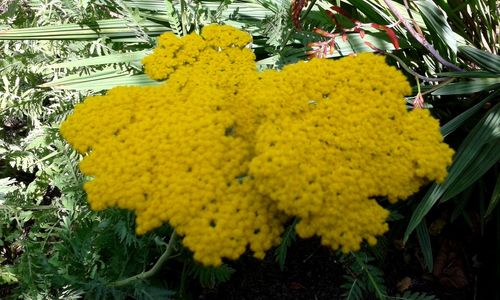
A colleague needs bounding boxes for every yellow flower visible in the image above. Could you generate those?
[60,24,454,265]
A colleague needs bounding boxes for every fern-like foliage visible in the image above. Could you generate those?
[263,0,290,48]
[0,264,18,285]
[341,252,388,300]
[341,274,367,300]
[111,0,152,43]
[187,262,235,289]
[164,0,183,36]
[395,291,440,300]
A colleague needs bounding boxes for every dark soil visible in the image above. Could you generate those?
[193,199,499,300]
[201,238,344,300]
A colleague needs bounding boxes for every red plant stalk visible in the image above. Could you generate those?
[306,6,400,59]
[381,0,462,72]
[291,0,311,30]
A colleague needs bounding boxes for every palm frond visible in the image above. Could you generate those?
[0,19,169,41]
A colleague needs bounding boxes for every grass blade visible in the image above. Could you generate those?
[45,51,150,69]
[415,0,457,55]
[40,68,160,90]
[440,90,500,137]
[459,45,500,74]
[441,141,500,202]
[0,19,169,40]
[432,79,500,95]
[437,71,498,78]
[416,220,433,272]
[485,174,500,218]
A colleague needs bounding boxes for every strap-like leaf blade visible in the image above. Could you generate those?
[432,79,500,95]
[415,0,457,54]
[405,101,500,241]
[459,45,500,74]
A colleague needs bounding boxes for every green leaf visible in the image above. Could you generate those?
[346,0,393,25]
[0,178,18,201]
[0,19,169,41]
[163,0,182,36]
[437,71,499,78]
[415,0,457,54]
[45,50,150,69]
[274,218,297,271]
[399,290,439,300]
[405,101,500,242]
[351,253,387,300]
[441,90,500,137]
[341,275,366,300]
[441,141,500,201]
[40,68,161,90]
[416,220,433,272]
[485,174,500,218]
[0,266,18,285]
[459,45,500,74]
[432,78,500,95]
[188,263,235,288]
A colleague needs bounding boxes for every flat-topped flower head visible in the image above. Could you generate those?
[249,54,453,253]
[60,24,454,265]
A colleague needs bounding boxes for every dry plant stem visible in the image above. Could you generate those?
[382,0,463,72]
[381,50,450,82]
[108,230,177,288]
[402,0,414,20]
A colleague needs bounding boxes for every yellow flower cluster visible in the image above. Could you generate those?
[142,24,253,81]
[249,56,453,252]
[60,24,454,266]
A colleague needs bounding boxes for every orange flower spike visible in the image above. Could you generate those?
[341,31,348,42]
[329,43,335,55]
[413,93,425,109]
[314,28,336,38]
[370,23,400,49]
[359,29,366,39]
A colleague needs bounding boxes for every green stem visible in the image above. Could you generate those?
[108,230,177,288]
[180,0,188,35]
[416,76,421,94]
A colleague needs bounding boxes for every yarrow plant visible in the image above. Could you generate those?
[60,24,454,267]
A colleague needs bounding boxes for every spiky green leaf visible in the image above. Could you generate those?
[405,101,500,241]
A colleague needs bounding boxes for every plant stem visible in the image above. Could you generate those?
[382,0,463,72]
[108,230,177,288]
[382,50,449,82]
[420,78,456,96]
[180,0,188,35]
[280,0,318,50]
